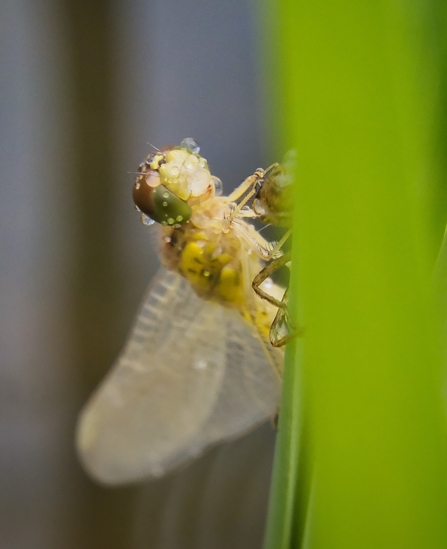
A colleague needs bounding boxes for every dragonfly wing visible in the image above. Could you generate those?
[187,309,282,444]
[77,269,281,485]
[77,269,226,484]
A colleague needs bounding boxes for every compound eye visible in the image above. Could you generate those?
[132,180,192,226]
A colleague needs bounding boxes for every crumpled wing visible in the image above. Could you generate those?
[76,269,281,485]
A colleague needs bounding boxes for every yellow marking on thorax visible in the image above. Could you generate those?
[179,242,212,290]
[179,241,244,306]
[216,267,244,306]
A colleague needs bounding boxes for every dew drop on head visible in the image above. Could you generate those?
[211,176,223,196]
[180,137,200,154]
[141,214,155,226]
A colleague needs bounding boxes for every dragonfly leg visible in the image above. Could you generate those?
[227,170,262,203]
[227,163,280,221]
[252,250,302,347]
[269,288,303,347]
[252,251,292,308]
[268,229,292,260]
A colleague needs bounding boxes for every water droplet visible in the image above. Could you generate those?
[203,270,211,277]
[161,221,167,226]
[173,223,181,229]
[162,201,168,207]
[171,166,180,176]
[163,236,171,243]
[176,215,183,222]
[145,171,161,187]
[253,198,267,216]
[134,204,141,212]
[135,181,141,190]
[212,176,223,196]
[167,217,175,225]
[163,192,170,199]
[141,214,154,226]
[184,155,199,170]
[180,137,200,154]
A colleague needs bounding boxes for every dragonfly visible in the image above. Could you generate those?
[76,138,285,485]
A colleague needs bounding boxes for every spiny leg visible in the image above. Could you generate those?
[252,250,292,308]
[268,229,292,261]
[269,287,303,347]
[252,250,302,347]
[227,163,280,221]
[227,169,264,204]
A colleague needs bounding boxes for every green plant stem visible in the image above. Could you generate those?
[263,1,447,548]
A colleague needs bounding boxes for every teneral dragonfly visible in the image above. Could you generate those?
[76,139,284,484]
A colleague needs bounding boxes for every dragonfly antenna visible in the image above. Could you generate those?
[146,142,160,151]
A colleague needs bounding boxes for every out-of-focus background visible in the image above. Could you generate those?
[0,1,278,548]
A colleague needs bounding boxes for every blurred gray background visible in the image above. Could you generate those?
[0,1,277,548]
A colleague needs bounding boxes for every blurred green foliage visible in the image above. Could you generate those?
[263,2,447,548]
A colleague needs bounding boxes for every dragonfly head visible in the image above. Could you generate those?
[133,138,220,227]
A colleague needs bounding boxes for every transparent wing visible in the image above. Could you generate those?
[76,269,281,485]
